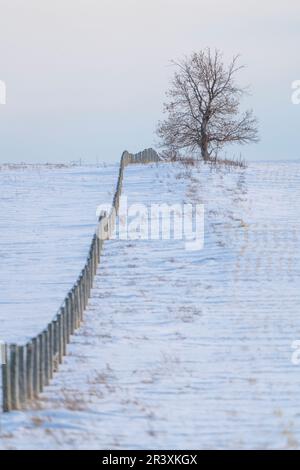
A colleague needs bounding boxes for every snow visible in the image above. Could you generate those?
[1,160,300,449]
[0,164,119,343]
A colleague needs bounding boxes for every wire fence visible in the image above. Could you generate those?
[1,148,160,412]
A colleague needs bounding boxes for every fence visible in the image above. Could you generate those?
[1,148,161,412]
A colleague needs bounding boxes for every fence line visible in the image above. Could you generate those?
[1,148,161,412]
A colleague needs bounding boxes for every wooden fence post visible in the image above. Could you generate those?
[57,312,63,363]
[67,292,73,337]
[10,344,20,410]
[48,323,53,380]
[76,278,81,321]
[26,341,33,401]
[65,297,70,345]
[73,285,78,330]
[43,330,49,386]
[2,343,11,412]
[32,337,40,398]
[38,333,44,392]
[79,276,83,321]
[52,319,58,371]
[18,345,26,407]
[61,305,67,356]
[71,289,76,333]
[84,267,88,309]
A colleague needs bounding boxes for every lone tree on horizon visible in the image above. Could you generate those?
[157,49,258,161]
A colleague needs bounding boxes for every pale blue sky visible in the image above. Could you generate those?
[0,0,299,163]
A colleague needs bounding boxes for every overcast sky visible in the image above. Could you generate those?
[0,0,299,163]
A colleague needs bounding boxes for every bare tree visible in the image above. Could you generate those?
[157,49,258,161]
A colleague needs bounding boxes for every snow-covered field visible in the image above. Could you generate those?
[0,164,119,343]
[0,160,300,449]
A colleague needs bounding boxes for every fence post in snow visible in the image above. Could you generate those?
[32,337,39,398]
[48,322,53,380]
[73,288,77,331]
[10,344,20,410]
[88,257,92,294]
[65,296,70,345]
[2,343,11,412]
[73,286,78,330]
[38,333,44,392]
[57,313,63,364]
[62,305,67,356]
[43,331,48,386]
[71,289,76,334]
[83,267,87,309]
[68,291,73,337]
[18,345,26,406]
[26,341,33,401]
[79,276,83,321]
[76,285,80,329]
[52,319,58,370]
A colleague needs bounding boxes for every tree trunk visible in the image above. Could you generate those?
[200,134,209,161]
[200,117,210,161]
